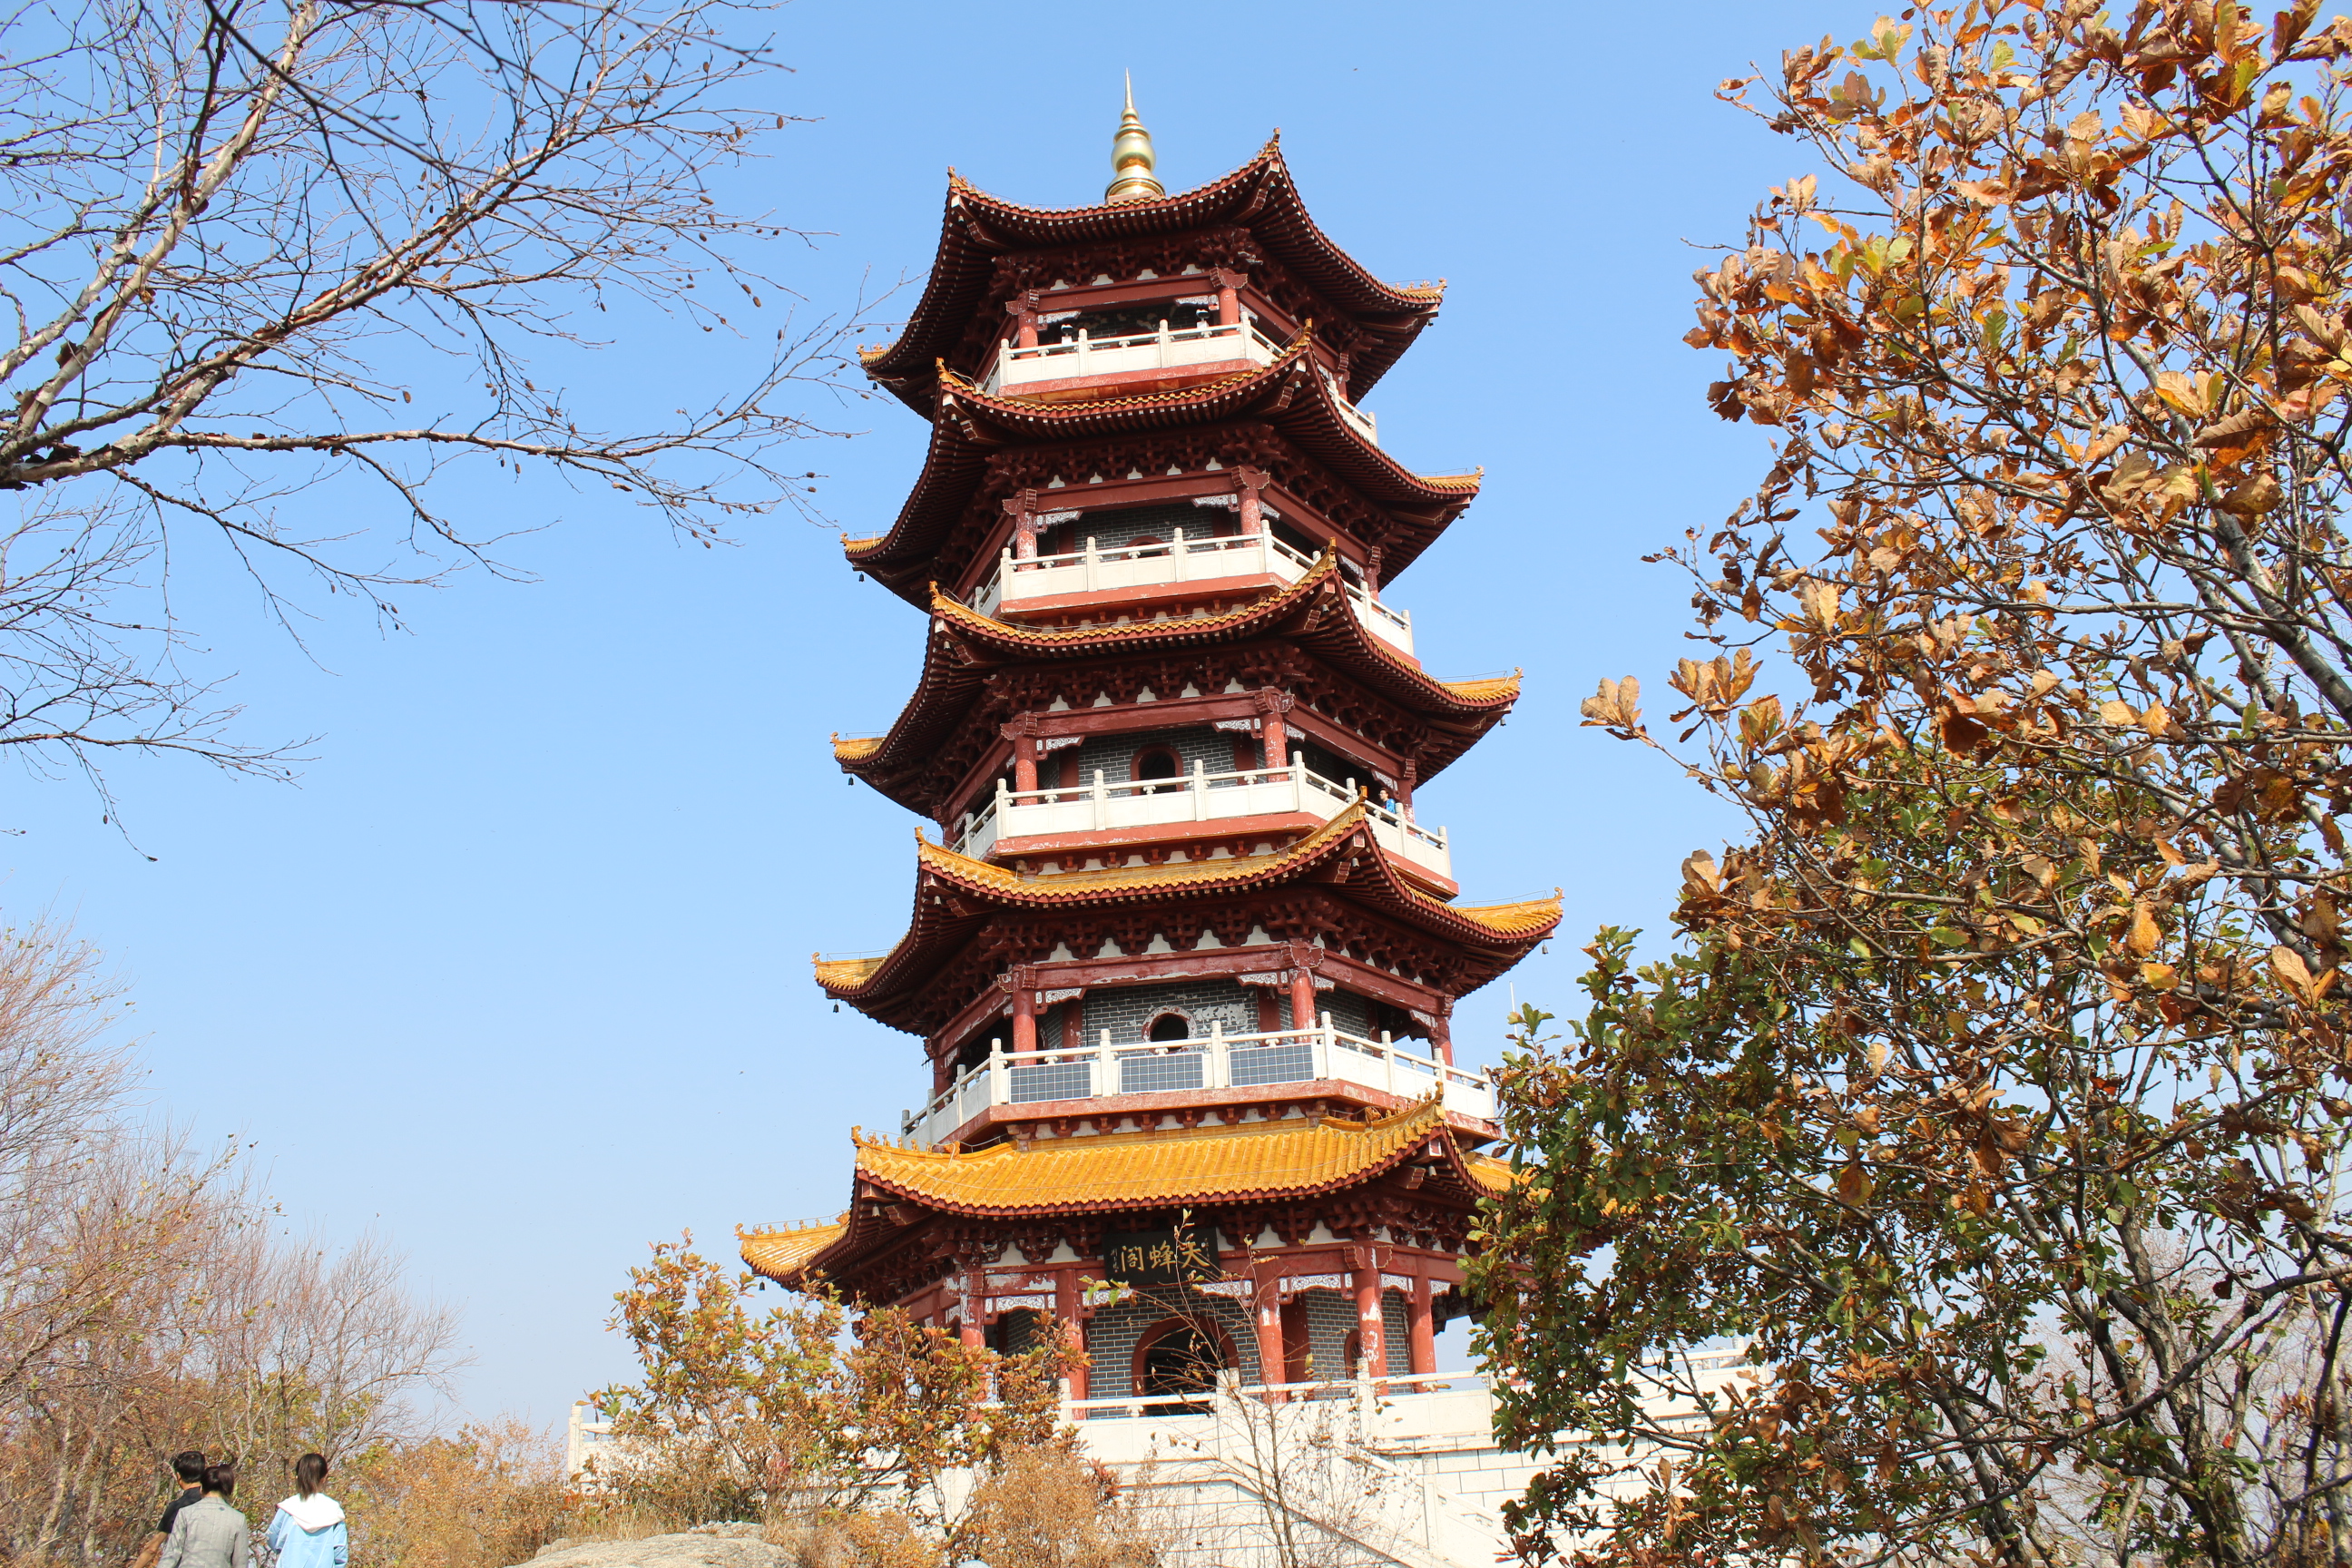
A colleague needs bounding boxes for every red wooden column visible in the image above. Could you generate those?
[1002,487,1042,562]
[1250,1258,1287,1399]
[1255,688,1292,770]
[1350,1243,1387,1383]
[1008,967,1038,1054]
[1211,268,1244,328]
[1004,289,1042,349]
[1235,466,1270,535]
[1286,942,1321,1032]
[1430,1000,1455,1065]
[1004,717,1040,793]
[959,1266,986,1348]
[1407,1269,1437,1376]
[1288,969,1316,1033]
[1056,1266,1089,1402]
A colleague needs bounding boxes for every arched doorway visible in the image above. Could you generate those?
[1131,745,1181,794]
[1146,1012,1191,1044]
[1133,1315,1236,1412]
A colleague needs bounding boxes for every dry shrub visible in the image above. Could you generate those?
[766,1509,932,1568]
[340,1421,569,1568]
[954,1448,1159,1568]
[581,1428,761,1533]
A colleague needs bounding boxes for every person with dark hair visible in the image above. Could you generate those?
[132,1451,208,1568]
[266,1454,347,1568]
[159,1465,250,1568]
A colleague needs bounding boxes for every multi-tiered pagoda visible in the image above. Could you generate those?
[740,94,1558,1406]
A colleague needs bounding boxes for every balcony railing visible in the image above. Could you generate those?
[969,528,1415,657]
[984,318,1287,397]
[901,1017,1495,1147]
[951,761,1448,879]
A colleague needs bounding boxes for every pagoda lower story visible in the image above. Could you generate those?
[746,1098,1506,1400]
[740,101,1556,1407]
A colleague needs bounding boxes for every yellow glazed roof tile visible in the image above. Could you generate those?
[832,734,886,762]
[917,804,1365,898]
[911,816,1562,938]
[1442,673,1523,703]
[739,1219,848,1276]
[853,1099,1454,1214]
[813,955,887,988]
[938,328,1316,416]
[926,544,1341,645]
[1446,897,1566,935]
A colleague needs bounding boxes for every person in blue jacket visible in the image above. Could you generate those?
[265,1454,347,1568]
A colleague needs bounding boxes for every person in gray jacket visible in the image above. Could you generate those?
[159,1465,250,1568]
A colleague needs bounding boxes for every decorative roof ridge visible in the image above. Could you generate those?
[1452,887,1566,918]
[1442,671,1524,702]
[736,1214,851,1280]
[847,1093,1447,1165]
[936,323,1317,418]
[838,1094,1463,1219]
[1416,887,1565,931]
[924,535,1343,643]
[737,1211,849,1241]
[812,953,887,987]
[913,796,1372,899]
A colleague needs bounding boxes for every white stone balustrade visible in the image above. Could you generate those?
[984,318,1289,397]
[969,528,1415,657]
[951,761,1448,879]
[900,1017,1495,1148]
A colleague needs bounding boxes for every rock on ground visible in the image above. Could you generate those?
[526,1524,789,1568]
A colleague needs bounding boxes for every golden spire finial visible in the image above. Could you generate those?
[1103,73,1164,205]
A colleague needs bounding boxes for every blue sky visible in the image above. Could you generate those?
[5,0,1857,1420]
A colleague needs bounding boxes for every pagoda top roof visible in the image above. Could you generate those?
[843,336,1480,607]
[813,803,1561,1032]
[833,546,1521,815]
[860,137,1445,413]
[739,1097,1507,1289]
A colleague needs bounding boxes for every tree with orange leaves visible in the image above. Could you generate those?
[1473,5,2352,1568]
[593,1238,1073,1534]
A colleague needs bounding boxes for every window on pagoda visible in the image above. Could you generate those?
[1134,1316,1234,1413]
[1037,299,1218,346]
[1269,517,1320,560]
[1038,500,1237,559]
[1130,744,1181,793]
[1292,740,1373,793]
[1070,727,1226,789]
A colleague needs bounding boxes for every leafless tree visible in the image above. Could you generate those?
[0,0,876,806]
[0,916,466,1564]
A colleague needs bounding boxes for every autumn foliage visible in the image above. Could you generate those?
[593,1239,1081,1546]
[1474,4,2352,1567]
